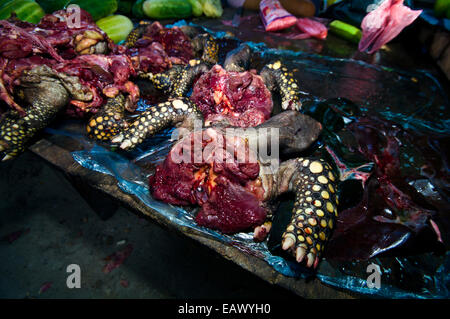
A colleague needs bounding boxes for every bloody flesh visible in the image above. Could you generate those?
[149,129,267,233]
[191,65,273,127]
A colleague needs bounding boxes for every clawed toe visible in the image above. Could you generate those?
[120,139,132,150]
[1,154,13,161]
[281,235,320,268]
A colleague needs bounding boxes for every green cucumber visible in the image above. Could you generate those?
[199,0,222,18]
[142,0,192,19]
[35,0,118,19]
[188,0,202,17]
[0,0,45,23]
[35,0,69,13]
[132,0,145,18]
[329,20,362,44]
[0,0,16,10]
[68,0,118,21]
[96,14,133,44]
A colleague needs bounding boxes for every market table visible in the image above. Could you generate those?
[27,8,449,298]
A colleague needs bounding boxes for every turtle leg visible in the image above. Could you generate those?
[137,71,174,95]
[0,99,66,161]
[138,60,209,98]
[0,67,72,161]
[260,61,302,111]
[169,59,210,98]
[86,95,127,142]
[124,21,151,48]
[277,158,339,268]
[191,33,219,65]
[112,97,203,150]
[224,44,252,72]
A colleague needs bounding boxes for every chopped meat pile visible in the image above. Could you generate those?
[127,22,194,74]
[149,128,268,233]
[190,65,273,127]
[0,9,138,117]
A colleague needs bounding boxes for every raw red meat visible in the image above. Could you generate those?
[0,9,138,117]
[127,22,194,73]
[190,65,273,127]
[149,129,267,233]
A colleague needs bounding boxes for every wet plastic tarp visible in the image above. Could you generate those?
[71,21,449,298]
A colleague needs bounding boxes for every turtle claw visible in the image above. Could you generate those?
[1,154,13,162]
[120,139,132,150]
[111,133,124,144]
[295,246,306,263]
[282,236,295,251]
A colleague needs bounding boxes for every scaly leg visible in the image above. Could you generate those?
[86,95,127,141]
[137,71,174,95]
[124,21,151,48]
[277,158,339,268]
[0,66,72,161]
[112,97,203,150]
[191,33,219,65]
[0,103,61,160]
[138,59,209,98]
[168,59,210,98]
[260,61,302,111]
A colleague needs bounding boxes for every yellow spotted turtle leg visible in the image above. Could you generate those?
[168,59,210,98]
[260,61,302,111]
[137,72,173,95]
[0,100,66,161]
[279,157,339,268]
[192,33,219,65]
[112,97,203,150]
[86,95,126,141]
[124,21,151,48]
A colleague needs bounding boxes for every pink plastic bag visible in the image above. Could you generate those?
[259,0,298,32]
[358,0,422,54]
[296,18,328,40]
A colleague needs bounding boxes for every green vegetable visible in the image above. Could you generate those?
[199,0,222,18]
[188,0,202,17]
[96,14,133,44]
[0,0,45,23]
[131,0,145,18]
[142,0,192,19]
[34,0,118,20]
[329,20,362,44]
[35,0,69,13]
[434,0,450,18]
[68,0,118,21]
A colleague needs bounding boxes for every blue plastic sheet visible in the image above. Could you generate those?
[70,22,449,298]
